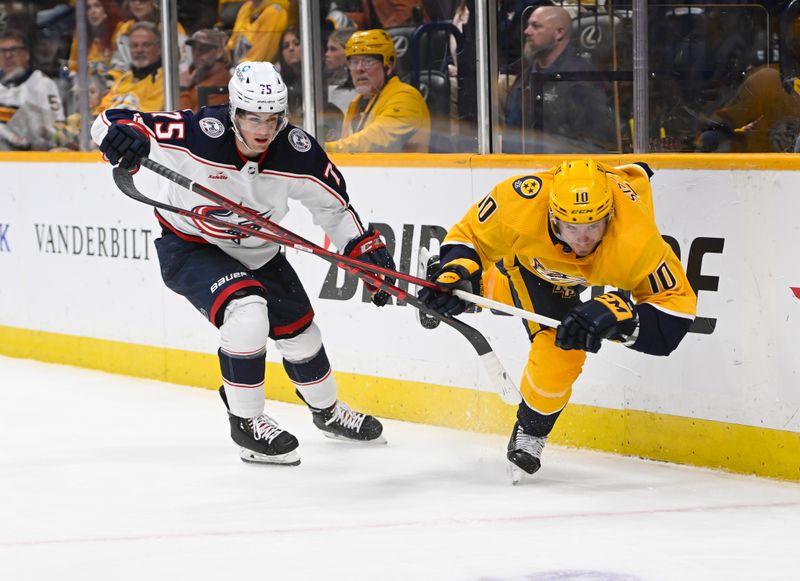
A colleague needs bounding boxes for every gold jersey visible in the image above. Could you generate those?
[443,162,696,320]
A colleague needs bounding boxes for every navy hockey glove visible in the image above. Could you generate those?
[417,258,481,317]
[556,291,638,353]
[343,229,395,307]
[100,122,150,170]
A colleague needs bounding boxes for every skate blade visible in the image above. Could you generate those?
[321,432,388,445]
[239,448,301,466]
[507,461,523,486]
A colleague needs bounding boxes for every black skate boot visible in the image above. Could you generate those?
[219,387,300,465]
[506,421,547,484]
[311,400,386,444]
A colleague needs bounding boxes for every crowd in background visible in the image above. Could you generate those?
[0,0,799,154]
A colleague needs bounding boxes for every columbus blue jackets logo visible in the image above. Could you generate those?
[289,128,311,152]
[512,176,542,199]
[199,117,225,138]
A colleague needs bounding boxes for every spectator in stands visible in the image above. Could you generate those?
[32,27,66,81]
[325,27,357,115]
[448,0,469,124]
[177,0,220,35]
[497,0,552,71]
[342,0,423,29]
[697,16,800,153]
[0,29,65,150]
[69,0,124,77]
[227,0,296,65]
[277,27,303,124]
[179,28,230,112]
[696,66,800,152]
[99,21,164,112]
[112,0,189,78]
[326,29,430,153]
[325,26,350,86]
[52,73,110,150]
[501,4,615,153]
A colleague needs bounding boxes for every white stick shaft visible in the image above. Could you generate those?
[453,290,561,328]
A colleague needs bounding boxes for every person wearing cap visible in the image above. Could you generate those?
[179,29,231,112]
[325,29,430,153]
[418,160,697,481]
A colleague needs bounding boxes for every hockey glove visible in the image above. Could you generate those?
[100,123,150,170]
[343,229,395,307]
[417,258,481,317]
[556,291,638,353]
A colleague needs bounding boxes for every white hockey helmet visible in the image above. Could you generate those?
[228,61,289,138]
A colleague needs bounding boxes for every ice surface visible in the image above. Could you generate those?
[1,355,798,581]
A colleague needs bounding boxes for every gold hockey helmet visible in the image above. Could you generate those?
[549,159,614,224]
[345,29,396,68]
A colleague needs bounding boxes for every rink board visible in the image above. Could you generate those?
[1,151,799,481]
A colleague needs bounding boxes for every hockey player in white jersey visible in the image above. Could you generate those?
[93,61,395,466]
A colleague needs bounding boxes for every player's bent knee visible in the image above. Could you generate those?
[521,328,586,413]
[275,322,323,362]
[220,295,269,355]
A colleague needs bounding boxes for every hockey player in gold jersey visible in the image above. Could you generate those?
[419,159,697,479]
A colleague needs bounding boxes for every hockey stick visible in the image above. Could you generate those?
[417,246,560,328]
[112,164,522,405]
[137,157,559,328]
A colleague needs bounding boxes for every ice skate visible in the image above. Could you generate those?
[311,400,386,444]
[506,421,546,484]
[220,387,300,465]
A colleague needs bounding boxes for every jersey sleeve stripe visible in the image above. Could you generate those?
[641,301,696,320]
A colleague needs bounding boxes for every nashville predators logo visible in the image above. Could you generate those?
[530,257,587,285]
[512,176,542,199]
[553,285,578,299]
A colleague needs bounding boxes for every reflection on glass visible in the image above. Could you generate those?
[1,0,796,154]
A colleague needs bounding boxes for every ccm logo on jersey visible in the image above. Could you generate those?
[210,272,248,293]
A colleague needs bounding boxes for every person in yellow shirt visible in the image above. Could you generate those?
[111,0,188,80]
[227,0,296,65]
[99,22,164,112]
[696,64,800,152]
[419,160,697,481]
[68,0,124,76]
[325,29,430,153]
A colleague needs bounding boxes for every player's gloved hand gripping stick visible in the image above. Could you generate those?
[112,158,525,404]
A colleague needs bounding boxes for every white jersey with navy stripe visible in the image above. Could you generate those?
[92,106,365,270]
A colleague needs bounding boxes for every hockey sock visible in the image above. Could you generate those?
[283,346,337,410]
